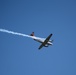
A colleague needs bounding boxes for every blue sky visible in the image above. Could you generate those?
[0,0,76,75]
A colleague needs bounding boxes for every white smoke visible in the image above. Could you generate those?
[0,29,45,40]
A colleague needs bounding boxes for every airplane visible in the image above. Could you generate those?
[30,32,53,49]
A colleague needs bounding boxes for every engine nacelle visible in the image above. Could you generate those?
[44,44,49,47]
[49,40,53,42]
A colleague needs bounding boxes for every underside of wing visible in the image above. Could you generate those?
[38,43,44,49]
[45,34,52,41]
[38,34,53,50]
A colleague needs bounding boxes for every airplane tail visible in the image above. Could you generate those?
[30,32,34,36]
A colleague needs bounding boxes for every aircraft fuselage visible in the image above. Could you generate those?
[34,38,53,46]
[30,32,53,49]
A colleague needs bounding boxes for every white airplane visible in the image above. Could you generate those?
[30,32,53,49]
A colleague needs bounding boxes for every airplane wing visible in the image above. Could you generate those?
[38,34,52,49]
[38,43,44,49]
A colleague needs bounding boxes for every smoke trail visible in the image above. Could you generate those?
[0,28,40,39]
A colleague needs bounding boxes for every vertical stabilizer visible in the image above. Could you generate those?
[30,32,34,36]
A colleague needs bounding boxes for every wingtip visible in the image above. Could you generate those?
[51,33,53,35]
[38,47,41,50]
[38,48,40,50]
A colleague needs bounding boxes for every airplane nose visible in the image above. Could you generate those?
[51,43,53,45]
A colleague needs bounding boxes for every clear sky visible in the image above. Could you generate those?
[0,0,76,75]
